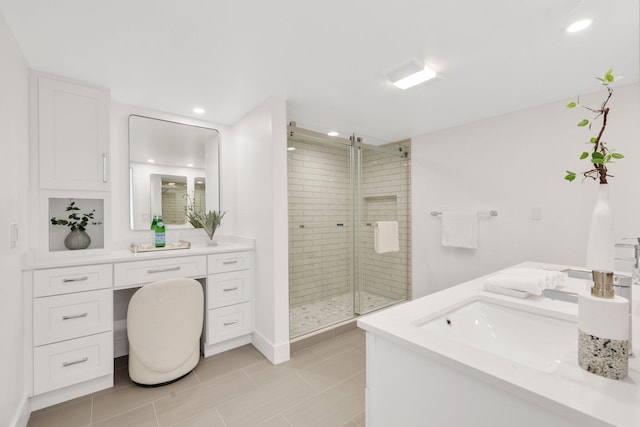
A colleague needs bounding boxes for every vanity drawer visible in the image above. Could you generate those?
[206,302,252,344]
[33,331,113,395]
[207,270,252,309]
[114,255,206,287]
[33,289,112,346]
[208,251,252,274]
[34,264,113,297]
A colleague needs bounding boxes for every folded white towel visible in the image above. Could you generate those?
[484,268,566,296]
[374,221,399,254]
[441,211,478,249]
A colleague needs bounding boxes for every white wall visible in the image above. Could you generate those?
[233,97,289,364]
[110,103,234,248]
[0,12,29,427]
[411,82,640,297]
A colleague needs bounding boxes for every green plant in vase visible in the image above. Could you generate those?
[186,193,226,244]
[50,199,102,250]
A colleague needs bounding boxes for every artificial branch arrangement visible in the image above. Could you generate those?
[564,69,624,184]
[50,199,102,231]
[186,194,226,240]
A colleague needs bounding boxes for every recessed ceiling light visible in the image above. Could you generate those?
[187,163,194,167]
[147,159,155,163]
[327,131,339,137]
[287,146,296,151]
[566,19,592,33]
[193,107,205,114]
[386,59,437,90]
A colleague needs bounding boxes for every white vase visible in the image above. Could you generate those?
[585,184,615,272]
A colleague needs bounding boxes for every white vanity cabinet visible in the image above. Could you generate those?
[204,251,254,356]
[35,74,110,191]
[27,244,255,409]
[31,264,113,405]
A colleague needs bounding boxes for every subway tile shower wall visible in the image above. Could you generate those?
[288,139,412,309]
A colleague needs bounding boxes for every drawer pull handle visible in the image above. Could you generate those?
[223,320,239,326]
[147,266,181,274]
[62,276,89,283]
[62,312,88,320]
[62,357,88,367]
[222,260,238,265]
[103,153,108,183]
[223,286,239,292]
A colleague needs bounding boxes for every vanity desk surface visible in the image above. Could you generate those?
[24,240,254,271]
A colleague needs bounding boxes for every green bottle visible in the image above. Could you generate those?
[155,215,166,248]
[150,215,158,231]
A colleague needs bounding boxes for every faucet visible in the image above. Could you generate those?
[614,238,638,356]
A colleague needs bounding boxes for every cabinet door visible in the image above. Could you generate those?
[38,75,110,191]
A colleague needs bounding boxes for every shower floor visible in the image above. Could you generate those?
[290,290,402,337]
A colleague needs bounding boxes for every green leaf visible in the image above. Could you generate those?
[592,152,605,164]
[611,153,624,159]
[604,69,614,83]
[577,119,589,127]
[566,102,577,108]
[605,155,612,163]
[579,152,588,160]
[590,137,597,144]
[564,171,576,182]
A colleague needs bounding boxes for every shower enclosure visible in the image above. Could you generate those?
[288,125,411,338]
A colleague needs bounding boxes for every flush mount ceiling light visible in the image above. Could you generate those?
[327,131,339,137]
[386,59,437,90]
[566,19,592,33]
[193,107,205,114]
[187,163,194,167]
[147,159,155,163]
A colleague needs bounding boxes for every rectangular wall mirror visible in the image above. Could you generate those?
[129,115,220,230]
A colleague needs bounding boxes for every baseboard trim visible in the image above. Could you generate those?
[252,331,290,365]
[30,375,112,411]
[9,394,30,427]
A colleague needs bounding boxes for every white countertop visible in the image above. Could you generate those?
[358,262,640,427]
[23,237,255,270]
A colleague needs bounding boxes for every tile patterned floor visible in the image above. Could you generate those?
[290,291,400,337]
[27,329,366,427]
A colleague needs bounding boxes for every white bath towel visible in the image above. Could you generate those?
[374,221,399,254]
[441,211,478,249]
[484,268,566,296]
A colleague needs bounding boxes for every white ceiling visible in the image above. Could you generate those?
[1,0,638,143]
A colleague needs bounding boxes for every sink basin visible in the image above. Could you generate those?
[417,299,577,372]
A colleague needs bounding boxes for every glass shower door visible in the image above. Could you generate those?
[354,137,410,314]
[287,133,355,337]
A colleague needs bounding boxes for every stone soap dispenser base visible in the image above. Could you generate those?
[578,292,629,380]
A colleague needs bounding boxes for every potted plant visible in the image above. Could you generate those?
[186,194,226,245]
[50,199,102,250]
[565,69,630,380]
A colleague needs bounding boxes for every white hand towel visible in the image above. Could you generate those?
[484,268,566,296]
[374,221,399,254]
[441,211,478,249]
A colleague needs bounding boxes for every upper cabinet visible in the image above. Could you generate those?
[36,74,110,191]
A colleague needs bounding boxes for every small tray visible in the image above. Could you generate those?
[130,240,191,253]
